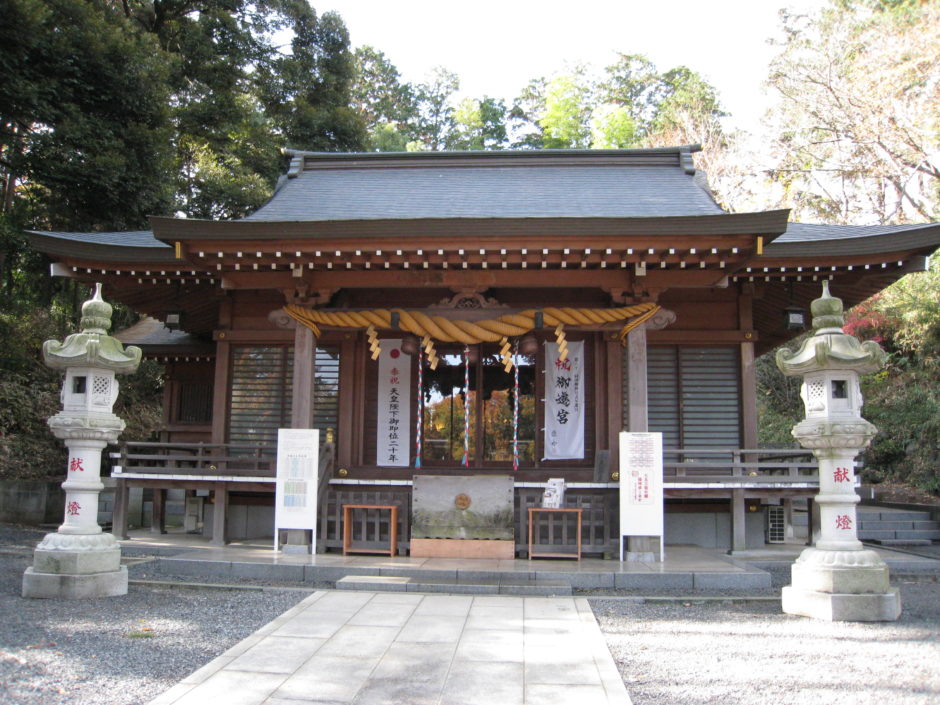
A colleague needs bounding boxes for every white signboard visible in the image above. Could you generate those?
[377,339,411,467]
[274,428,320,549]
[544,341,584,460]
[619,431,664,561]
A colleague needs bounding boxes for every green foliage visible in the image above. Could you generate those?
[756,348,804,448]
[590,105,637,149]
[1,0,175,232]
[351,45,418,149]
[540,74,594,149]
[860,364,940,492]
[450,97,507,151]
[508,55,725,151]
[411,68,460,151]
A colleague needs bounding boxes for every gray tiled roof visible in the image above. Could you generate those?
[766,221,940,257]
[34,230,168,248]
[775,222,938,242]
[115,317,213,353]
[242,163,725,221]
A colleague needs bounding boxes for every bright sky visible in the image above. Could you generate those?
[322,0,827,138]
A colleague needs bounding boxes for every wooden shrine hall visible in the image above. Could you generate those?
[30,146,940,556]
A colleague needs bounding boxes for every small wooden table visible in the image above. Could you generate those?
[528,507,583,560]
[342,504,398,556]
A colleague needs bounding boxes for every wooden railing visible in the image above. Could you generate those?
[112,441,278,477]
[112,431,338,480]
[663,448,817,481]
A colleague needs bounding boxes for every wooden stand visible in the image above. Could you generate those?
[528,507,583,560]
[342,504,398,556]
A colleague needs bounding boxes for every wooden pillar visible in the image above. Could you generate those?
[291,324,317,429]
[211,340,230,444]
[283,325,317,552]
[626,326,648,432]
[731,489,747,553]
[739,288,758,450]
[740,341,757,449]
[338,334,356,469]
[606,338,624,477]
[112,478,129,540]
[211,482,229,546]
[150,488,167,534]
[735,288,757,553]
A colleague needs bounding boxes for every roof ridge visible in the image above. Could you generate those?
[281,146,703,176]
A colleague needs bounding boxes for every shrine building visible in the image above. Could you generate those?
[29,146,940,557]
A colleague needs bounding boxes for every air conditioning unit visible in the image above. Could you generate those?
[766,505,786,544]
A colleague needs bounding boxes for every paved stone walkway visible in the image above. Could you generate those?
[148,591,631,705]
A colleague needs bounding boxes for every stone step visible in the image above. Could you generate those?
[857,510,934,522]
[871,539,933,547]
[858,530,901,541]
[859,520,916,531]
[896,529,940,540]
[335,574,573,596]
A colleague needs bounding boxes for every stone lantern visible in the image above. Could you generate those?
[22,284,142,599]
[776,281,900,621]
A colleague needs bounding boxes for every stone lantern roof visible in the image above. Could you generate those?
[775,281,886,376]
[42,284,142,373]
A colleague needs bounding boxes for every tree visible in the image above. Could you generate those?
[449,97,507,151]
[351,46,417,150]
[411,68,460,151]
[599,53,665,134]
[540,73,595,149]
[590,105,637,149]
[766,0,940,224]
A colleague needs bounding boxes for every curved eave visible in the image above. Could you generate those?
[765,223,940,258]
[29,231,175,263]
[149,210,792,243]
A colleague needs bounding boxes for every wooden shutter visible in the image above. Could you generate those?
[228,346,293,446]
[630,345,741,452]
[646,346,681,449]
[312,346,340,433]
[678,347,740,453]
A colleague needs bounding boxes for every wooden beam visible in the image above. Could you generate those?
[647,330,758,344]
[222,269,634,290]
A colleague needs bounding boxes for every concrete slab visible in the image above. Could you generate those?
[145,591,632,705]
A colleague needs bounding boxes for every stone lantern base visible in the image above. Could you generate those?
[22,532,128,599]
[781,547,901,622]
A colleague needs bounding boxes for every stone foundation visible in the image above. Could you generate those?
[22,566,128,599]
[410,538,515,559]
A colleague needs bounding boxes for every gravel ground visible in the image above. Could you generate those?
[0,526,309,705]
[3,524,939,705]
[592,579,940,705]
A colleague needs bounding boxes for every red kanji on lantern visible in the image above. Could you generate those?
[833,467,850,483]
[69,458,85,472]
[66,501,81,516]
[835,514,852,530]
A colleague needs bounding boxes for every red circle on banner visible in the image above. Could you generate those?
[390,348,400,359]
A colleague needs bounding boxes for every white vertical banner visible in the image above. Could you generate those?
[544,341,584,460]
[275,428,320,548]
[377,339,411,467]
[619,431,664,561]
